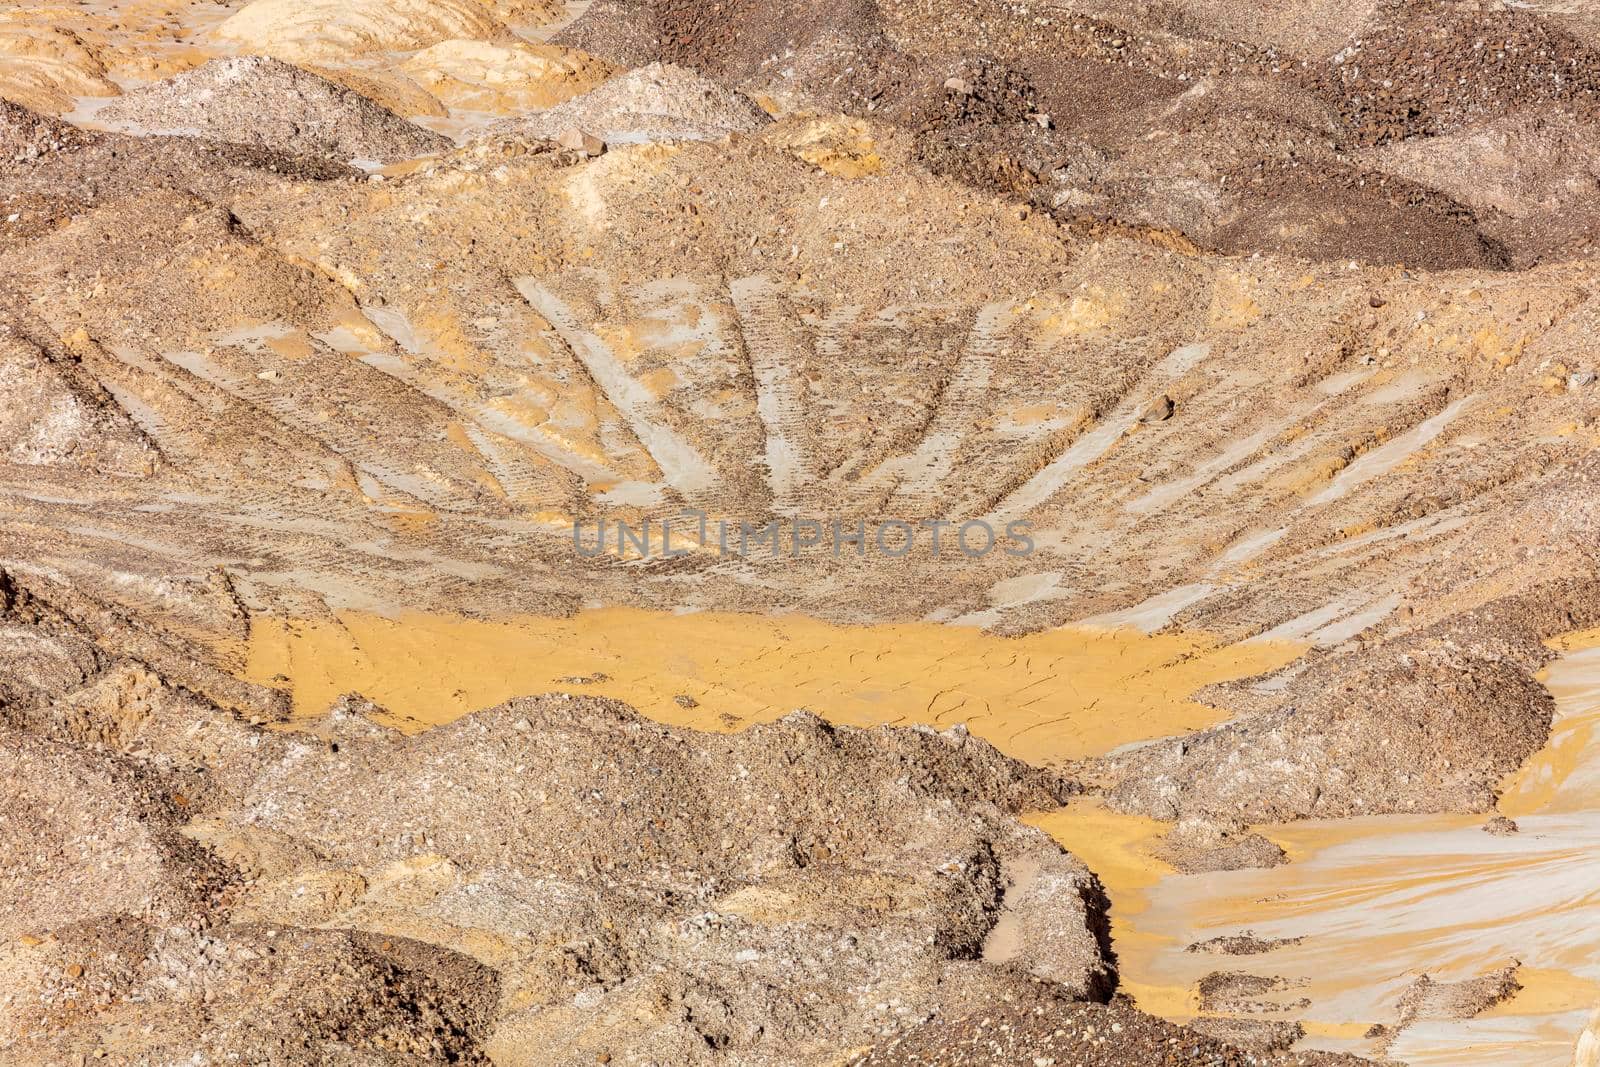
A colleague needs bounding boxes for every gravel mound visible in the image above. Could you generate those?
[0,327,154,475]
[0,96,89,161]
[549,0,665,67]
[852,973,1370,1065]
[1309,0,1600,145]
[1396,963,1522,1026]
[0,733,229,940]
[0,590,1149,1066]
[482,62,770,144]
[100,56,451,164]
[1105,649,1554,823]
[1,919,499,1064]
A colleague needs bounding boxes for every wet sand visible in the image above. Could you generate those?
[245,607,1303,764]
[1077,633,1600,1063]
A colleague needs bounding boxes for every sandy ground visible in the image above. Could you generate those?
[244,608,1303,762]
[5,0,1600,1063]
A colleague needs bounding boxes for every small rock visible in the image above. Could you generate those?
[1483,815,1519,835]
[1139,394,1174,423]
[556,127,606,157]
[1568,370,1595,391]
[943,77,971,94]
[674,694,699,709]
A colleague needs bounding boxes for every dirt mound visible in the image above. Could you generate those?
[1309,0,1600,145]
[0,328,154,475]
[1187,934,1304,957]
[1364,108,1600,262]
[852,972,1369,1065]
[1105,649,1554,823]
[1368,109,1600,219]
[1190,1016,1309,1053]
[0,733,228,940]
[482,62,770,144]
[550,0,665,67]
[544,0,1600,266]
[0,95,89,160]
[100,57,450,164]
[1154,819,1287,874]
[1,919,500,1064]
[0,615,1148,1064]
[0,103,352,255]
[1396,963,1522,1026]
[309,64,449,117]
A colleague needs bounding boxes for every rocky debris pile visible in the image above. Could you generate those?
[1154,819,1287,874]
[1105,647,1553,823]
[0,918,501,1064]
[0,96,89,161]
[550,0,666,67]
[100,56,451,164]
[0,326,154,475]
[0,580,1192,1064]
[482,62,770,145]
[1187,933,1304,957]
[0,732,232,940]
[1190,1017,1309,1054]
[849,971,1370,1065]
[1197,972,1310,1015]
[0,572,1371,1063]
[547,0,1600,266]
[1309,0,1600,145]
[1395,963,1522,1027]
[0,97,351,254]
[1360,962,1525,1056]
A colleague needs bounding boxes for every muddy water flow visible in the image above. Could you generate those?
[1068,633,1600,1064]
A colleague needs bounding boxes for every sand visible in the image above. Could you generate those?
[401,39,615,112]
[216,0,530,62]
[0,25,120,115]
[244,607,1303,765]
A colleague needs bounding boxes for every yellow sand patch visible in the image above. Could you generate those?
[1029,799,1191,1016]
[215,0,537,63]
[0,25,119,115]
[245,607,1303,765]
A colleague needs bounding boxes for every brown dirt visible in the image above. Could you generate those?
[555,0,1600,267]
[851,981,1364,1065]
